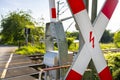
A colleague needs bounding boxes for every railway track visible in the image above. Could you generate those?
[0,46,45,80]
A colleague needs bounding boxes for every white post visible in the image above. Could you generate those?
[49,0,57,22]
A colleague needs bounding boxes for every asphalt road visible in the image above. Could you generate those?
[0,46,38,80]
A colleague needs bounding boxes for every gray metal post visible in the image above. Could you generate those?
[25,28,28,45]
[90,0,99,79]
[54,22,68,79]
[57,1,60,20]
[45,23,54,51]
[84,0,89,12]
[45,22,68,80]
[91,0,98,23]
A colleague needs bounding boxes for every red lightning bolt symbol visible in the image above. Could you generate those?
[89,31,94,48]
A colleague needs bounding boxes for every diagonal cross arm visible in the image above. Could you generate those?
[94,0,118,41]
[66,44,91,80]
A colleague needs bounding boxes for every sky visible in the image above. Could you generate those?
[0,0,120,32]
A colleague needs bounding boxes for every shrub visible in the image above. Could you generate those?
[114,31,120,48]
[105,53,120,79]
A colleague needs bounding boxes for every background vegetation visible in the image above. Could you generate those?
[105,53,120,79]
[15,43,45,55]
[0,10,44,46]
[114,31,120,48]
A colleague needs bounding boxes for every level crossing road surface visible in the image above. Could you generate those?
[0,46,38,80]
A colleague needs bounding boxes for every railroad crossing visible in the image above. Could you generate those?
[0,0,119,80]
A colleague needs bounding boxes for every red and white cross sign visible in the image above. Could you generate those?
[65,0,118,80]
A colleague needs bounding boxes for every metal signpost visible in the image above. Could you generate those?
[65,0,118,80]
[44,0,68,79]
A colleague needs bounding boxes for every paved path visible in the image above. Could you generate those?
[0,46,38,80]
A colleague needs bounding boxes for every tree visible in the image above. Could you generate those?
[114,31,120,47]
[100,30,114,43]
[1,11,35,45]
[31,26,44,44]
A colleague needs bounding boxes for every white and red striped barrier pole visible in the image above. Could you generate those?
[65,0,118,80]
[49,0,57,22]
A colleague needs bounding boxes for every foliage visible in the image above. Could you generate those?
[54,37,76,51]
[67,38,74,48]
[68,42,79,51]
[66,30,114,44]
[0,35,1,39]
[31,27,44,44]
[15,43,45,55]
[65,31,116,51]
[66,31,79,51]
[66,31,79,39]
[100,43,117,50]
[114,31,120,48]
[0,10,44,45]
[1,11,34,44]
[105,53,120,79]
[100,30,114,43]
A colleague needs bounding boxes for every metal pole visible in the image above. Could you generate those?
[57,1,60,20]
[84,0,89,12]
[60,16,72,22]
[91,0,98,23]
[89,0,98,80]
[25,28,28,45]
[26,33,28,45]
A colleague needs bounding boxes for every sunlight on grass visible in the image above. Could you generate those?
[100,43,117,50]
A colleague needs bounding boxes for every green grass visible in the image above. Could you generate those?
[68,43,117,51]
[15,44,45,55]
[100,43,117,50]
